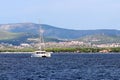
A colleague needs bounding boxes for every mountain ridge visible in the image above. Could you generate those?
[0,23,120,45]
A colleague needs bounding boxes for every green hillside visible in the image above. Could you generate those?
[0,30,19,40]
[78,34,120,44]
[1,23,120,39]
[0,23,120,45]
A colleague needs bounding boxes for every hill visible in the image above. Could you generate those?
[78,34,120,44]
[0,23,120,45]
[0,30,20,40]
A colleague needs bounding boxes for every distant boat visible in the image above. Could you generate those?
[31,51,52,57]
[31,24,52,57]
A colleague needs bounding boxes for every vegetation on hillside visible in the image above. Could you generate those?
[0,30,20,40]
[0,23,120,45]
[78,34,120,44]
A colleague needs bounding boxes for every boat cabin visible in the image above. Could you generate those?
[35,51,46,54]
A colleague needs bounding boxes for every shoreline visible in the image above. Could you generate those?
[0,52,34,54]
[0,52,120,54]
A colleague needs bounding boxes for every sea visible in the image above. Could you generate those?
[0,53,120,80]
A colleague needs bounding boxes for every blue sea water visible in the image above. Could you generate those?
[0,53,120,80]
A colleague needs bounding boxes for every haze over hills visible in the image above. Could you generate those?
[0,23,120,45]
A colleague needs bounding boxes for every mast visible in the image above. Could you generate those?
[38,23,45,51]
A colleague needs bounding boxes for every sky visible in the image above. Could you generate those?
[0,0,120,30]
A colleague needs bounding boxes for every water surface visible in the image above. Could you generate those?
[0,53,120,80]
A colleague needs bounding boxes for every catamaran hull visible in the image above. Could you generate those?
[31,52,51,57]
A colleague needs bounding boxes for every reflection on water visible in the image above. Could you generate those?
[0,53,120,80]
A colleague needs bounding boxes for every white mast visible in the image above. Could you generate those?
[38,23,45,51]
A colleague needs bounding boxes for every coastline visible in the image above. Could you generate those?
[0,52,34,54]
[0,52,118,54]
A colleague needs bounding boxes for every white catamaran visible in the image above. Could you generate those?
[31,25,52,57]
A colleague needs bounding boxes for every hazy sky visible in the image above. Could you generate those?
[0,0,120,30]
